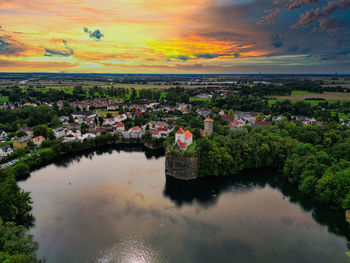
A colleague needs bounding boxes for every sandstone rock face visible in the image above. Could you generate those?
[165,151,199,180]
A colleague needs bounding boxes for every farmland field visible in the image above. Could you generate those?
[273,92,350,101]
[190,97,211,102]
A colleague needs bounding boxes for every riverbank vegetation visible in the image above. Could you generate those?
[190,121,350,213]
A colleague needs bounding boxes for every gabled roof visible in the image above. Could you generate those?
[130,126,141,132]
[176,139,187,149]
[115,122,124,127]
[204,118,214,122]
[0,145,13,151]
[185,130,193,140]
[176,128,185,134]
[221,115,235,121]
[33,136,45,141]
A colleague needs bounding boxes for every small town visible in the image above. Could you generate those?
[1,88,348,169]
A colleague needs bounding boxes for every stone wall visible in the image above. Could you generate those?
[165,151,199,180]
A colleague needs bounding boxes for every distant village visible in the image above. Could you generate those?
[1,90,346,169]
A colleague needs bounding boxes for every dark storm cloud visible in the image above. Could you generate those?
[317,18,346,33]
[291,0,350,29]
[0,35,25,56]
[272,0,318,10]
[89,29,104,40]
[84,28,104,40]
[195,53,219,59]
[270,34,284,48]
[177,55,189,61]
[44,40,74,57]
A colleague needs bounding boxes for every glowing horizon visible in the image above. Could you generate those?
[0,0,349,74]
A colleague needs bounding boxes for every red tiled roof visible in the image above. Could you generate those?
[176,128,185,134]
[115,122,124,127]
[185,130,192,140]
[221,115,235,121]
[176,139,187,149]
[158,127,168,132]
[230,121,244,127]
[204,118,214,122]
[33,136,45,142]
[150,130,159,135]
[130,126,141,132]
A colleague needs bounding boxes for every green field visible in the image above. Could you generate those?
[332,112,350,120]
[291,90,318,95]
[190,97,211,102]
[268,98,346,106]
[0,96,9,102]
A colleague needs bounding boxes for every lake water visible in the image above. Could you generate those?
[18,145,350,263]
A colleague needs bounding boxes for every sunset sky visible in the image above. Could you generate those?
[0,0,349,73]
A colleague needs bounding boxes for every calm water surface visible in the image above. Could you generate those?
[18,145,350,263]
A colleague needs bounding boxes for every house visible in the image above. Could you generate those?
[78,133,96,142]
[103,118,115,126]
[115,114,127,122]
[63,134,77,142]
[53,127,66,138]
[84,117,95,125]
[67,128,81,138]
[0,130,8,140]
[0,145,14,158]
[174,128,193,150]
[150,130,161,138]
[13,137,30,150]
[148,121,169,129]
[129,126,144,139]
[33,136,45,146]
[71,112,96,123]
[157,127,173,137]
[221,114,235,122]
[66,122,81,132]
[95,126,107,136]
[19,127,33,138]
[229,121,245,131]
[59,116,70,126]
[114,122,125,132]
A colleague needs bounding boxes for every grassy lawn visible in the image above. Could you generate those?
[185,141,197,154]
[291,90,317,95]
[37,147,53,154]
[98,110,119,117]
[0,96,9,102]
[190,97,211,102]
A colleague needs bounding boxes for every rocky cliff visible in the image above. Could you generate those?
[165,151,199,180]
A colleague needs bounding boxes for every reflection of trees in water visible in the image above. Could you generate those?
[26,144,164,171]
[163,170,350,245]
